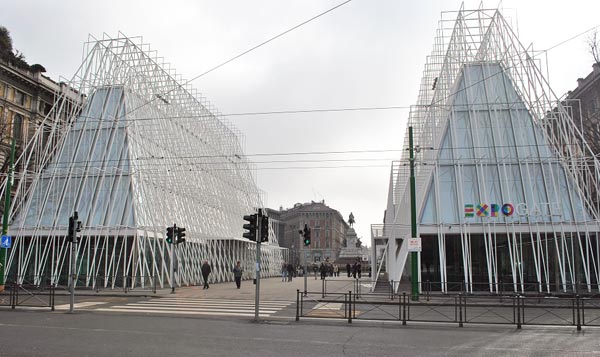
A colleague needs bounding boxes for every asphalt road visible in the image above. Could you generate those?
[1,309,599,356]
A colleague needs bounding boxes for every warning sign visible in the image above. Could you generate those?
[407,237,421,252]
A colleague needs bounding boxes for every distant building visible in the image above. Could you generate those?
[0,57,82,193]
[565,62,600,155]
[267,201,348,267]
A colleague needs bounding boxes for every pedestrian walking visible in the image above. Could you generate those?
[320,262,327,280]
[313,265,318,280]
[357,262,362,279]
[233,261,243,289]
[201,260,212,289]
[333,264,339,277]
[352,262,358,279]
[287,263,294,282]
[346,263,351,278]
[281,262,287,282]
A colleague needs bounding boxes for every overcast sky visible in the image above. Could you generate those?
[2,0,600,244]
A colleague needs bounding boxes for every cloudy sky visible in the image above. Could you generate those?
[2,0,599,244]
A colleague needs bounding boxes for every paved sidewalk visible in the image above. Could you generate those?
[170,274,370,301]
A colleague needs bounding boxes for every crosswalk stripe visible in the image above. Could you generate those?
[110,304,279,313]
[139,301,290,307]
[54,301,107,310]
[94,297,292,317]
[155,298,292,304]
[95,308,271,317]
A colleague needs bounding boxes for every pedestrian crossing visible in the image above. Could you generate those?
[94,297,293,318]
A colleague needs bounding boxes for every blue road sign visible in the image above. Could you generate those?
[1,235,11,248]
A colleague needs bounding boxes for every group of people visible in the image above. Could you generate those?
[198,258,365,290]
[281,262,300,282]
[200,260,244,290]
[346,261,363,279]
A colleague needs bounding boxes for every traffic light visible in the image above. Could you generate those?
[243,214,257,241]
[67,212,82,243]
[303,224,311,246]
[166,226,175,244]
[67,216,75,243]
[260,215,269,243]
[176,227,186,244]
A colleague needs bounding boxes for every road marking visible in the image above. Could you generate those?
[54,301,107,310]
[95,297,293,318]
[94,308,273,317]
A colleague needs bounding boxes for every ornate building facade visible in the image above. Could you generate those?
[268,201,348,266]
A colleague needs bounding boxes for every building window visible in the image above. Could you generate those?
[0,84,5,98]
[15,90,25,106]
[13,113,23,140]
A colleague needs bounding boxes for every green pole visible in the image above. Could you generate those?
[409,127,419,301]
[0,138,16,288]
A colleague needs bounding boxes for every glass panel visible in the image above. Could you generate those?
[439,165,458,223]
[420,179,437,224]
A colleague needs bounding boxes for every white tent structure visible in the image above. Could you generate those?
[373,6,600,294]
[1,34,285,289]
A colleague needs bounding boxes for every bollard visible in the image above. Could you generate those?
[458,293,463,327]
[344,293,347,319]
[296,289,300,321]
[348,291,353,323]
[426,280,430,302]
[50,284,55,311]
[576,295,582,331]
[516,295,522,329]
[398,291,402,321]
[402,292,407,325]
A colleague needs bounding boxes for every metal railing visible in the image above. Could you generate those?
[296,289,599,330]
[1,276,55,311]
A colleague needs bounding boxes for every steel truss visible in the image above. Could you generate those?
[0,33,285,289]
[378,5,600,294]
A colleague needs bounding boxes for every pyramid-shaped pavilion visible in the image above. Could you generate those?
[373,7,600,294]
[1,35,284,289]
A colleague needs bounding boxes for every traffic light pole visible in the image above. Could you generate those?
[409,126,419,301]
[69,211,79,313]
[170,223,176,294]
[254,211,262,322]
[302,230,307,296]
[69,237,76,313]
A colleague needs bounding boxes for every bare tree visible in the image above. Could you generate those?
[588,30,600,64]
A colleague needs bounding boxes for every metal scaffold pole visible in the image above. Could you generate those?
[0,138,16,291]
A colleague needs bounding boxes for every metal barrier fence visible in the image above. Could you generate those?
[296,290,600,330]
[0,277,55,311]
[421,280,600,296]
[384,280,600,299]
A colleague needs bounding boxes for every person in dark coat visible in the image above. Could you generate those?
[233,261,243,289]
[201,260,212,289]
[320,262,327,280]
[346,263,351,278]
[286,263,294,282]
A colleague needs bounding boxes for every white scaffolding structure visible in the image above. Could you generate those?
[1,33,285,289]
[376,6,600,294]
